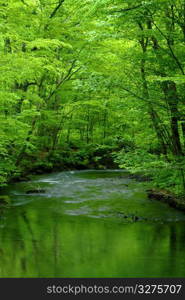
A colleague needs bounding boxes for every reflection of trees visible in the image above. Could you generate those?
[0,204,45,277]
[168,223,185,276]
[53,214,60,277]
[0,204,185,277]
[21,211,38,274]
[0,207,26,277]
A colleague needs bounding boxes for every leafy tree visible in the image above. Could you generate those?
[0,0,185,195]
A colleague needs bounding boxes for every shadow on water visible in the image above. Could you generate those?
[0,170,185,277]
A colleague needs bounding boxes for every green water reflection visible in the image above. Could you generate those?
[0,170,185,277]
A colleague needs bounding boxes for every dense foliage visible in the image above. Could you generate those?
[0,0,185,195]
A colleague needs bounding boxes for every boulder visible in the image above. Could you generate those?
[26,189,46,194]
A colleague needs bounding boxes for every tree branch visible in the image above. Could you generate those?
[49,0,65,19]
[46,60,80,101]
[111,4,142,14]
[145,8,185,75]
[120,86,168,110]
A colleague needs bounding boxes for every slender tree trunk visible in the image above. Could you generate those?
[138,23,169,154]
[15,119,37,166]
[149,24,183,155]
[161,81,182,155]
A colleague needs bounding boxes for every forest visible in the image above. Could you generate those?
[1,0,185,197]
[1,0,185,280]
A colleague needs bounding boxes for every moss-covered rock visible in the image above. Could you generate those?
[147,189,185,212]
[26,189,46,194]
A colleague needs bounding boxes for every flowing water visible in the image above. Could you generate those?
[0,170,185,277]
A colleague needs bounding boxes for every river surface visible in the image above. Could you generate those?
[0,169,185,277]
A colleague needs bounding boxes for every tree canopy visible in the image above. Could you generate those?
[0,0,185,195]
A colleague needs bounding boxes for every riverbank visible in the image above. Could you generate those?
[128,172,185,212]
[0,144,118,187]
[114,150,185,213]
[147,189,185,212]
